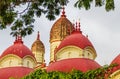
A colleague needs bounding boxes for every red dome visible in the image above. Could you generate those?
[111,54,120,72]
[0,67,33,79]
[0,37,34,58]
[56,31,94,53]
[47,58,101,72]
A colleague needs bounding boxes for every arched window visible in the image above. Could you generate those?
[9,60,12,66]
[27,61,29,67]
[88,52,90,56]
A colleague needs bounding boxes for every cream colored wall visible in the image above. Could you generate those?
[0,54,36,68]
[56,46,96,61]
[50,41,61,62]
[0,55,22,68]
[33,51,44,64]
[23,56,36,68]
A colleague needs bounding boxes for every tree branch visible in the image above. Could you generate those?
[17,2,30,14]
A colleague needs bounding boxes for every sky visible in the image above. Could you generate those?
[0,0,120,66]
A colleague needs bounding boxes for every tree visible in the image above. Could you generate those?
[0,0,115,37]
[17,64,116,79]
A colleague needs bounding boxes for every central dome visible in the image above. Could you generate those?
[50,8,74,43]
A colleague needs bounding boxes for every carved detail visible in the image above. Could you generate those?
[50,17,74,43]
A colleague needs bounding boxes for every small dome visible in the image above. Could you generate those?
[31,32,45,53]
[111,54,120,72]
[0,36,34,58]
[50,7,74,43]
[0,67,33,79]
[47,58,101,72]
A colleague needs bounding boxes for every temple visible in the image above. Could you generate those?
[0,7,120,79]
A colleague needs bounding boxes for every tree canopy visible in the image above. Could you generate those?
[0,0,115,37]
[10,64,116,79]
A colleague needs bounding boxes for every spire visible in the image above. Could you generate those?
[18,35,22,41]
[61,6,66,17]
[37,31,40,40]
[78,20,82,33]
[14,31,23,44]
[74,20,82,33]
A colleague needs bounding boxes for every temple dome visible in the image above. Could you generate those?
[31,32,45,54]
[54,22,97,60]
[50,7,74,43]
[55,23,96,55]
[47,58,101,72]
[31,32,45,64]
[0,67,33,79]
[56,31,94,52]
[0,36,34,58]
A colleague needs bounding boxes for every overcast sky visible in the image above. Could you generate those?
[0,0,120,66]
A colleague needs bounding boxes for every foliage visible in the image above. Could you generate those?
[18,64,117,79]
[0,0,69,37]
[74,0,114,11]
[0,0,115,37]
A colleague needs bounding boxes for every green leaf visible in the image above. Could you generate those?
[95,0,104,7]
[105,0,115,11]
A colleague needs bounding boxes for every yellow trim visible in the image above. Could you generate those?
[0,54,22,62]
[109,69,120,79]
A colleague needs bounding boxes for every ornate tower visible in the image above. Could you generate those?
[31,31,45,66]
[49,7,74,62]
